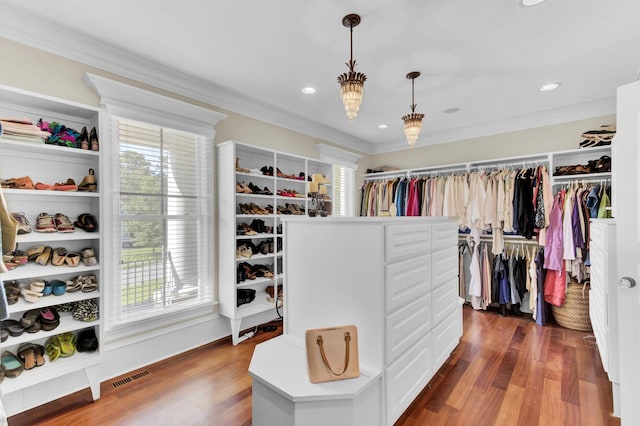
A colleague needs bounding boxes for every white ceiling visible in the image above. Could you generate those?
[1,0,639,154]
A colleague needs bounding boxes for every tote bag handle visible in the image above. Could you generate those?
[316,331,351,376]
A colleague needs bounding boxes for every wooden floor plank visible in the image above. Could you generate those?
[494,383,525,426]
[8,307,621,426]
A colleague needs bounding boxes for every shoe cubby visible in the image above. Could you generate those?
[0,86,102,405]
[217,141,334,344]
[551,146,612,179]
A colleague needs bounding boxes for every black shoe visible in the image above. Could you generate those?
[511,303,523,316]
[498,304,507,317]
[77,328,99,352]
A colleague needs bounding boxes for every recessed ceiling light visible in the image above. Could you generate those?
[443,107,460,114]
[377,124,389,130]
[521,0,545,6]
[539,82,561,92]
[301,87,316,95]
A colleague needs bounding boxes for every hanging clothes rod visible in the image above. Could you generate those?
[552,175,611,186]
[469,159,548,171]
[364,159,552,182]
[458,234,541,245]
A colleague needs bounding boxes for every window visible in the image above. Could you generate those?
[316,143,361,217]
[86,73,226,333]
[333,165,356,216]
[110,118,214,326]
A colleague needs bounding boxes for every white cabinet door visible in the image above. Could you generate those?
[385,293,431,363]
[613,80,640,424]
[385,223,430,262]
[385,254,431,313]
[385,332,432,426]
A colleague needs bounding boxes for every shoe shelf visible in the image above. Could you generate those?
[0,85,103,408]
[236,294,275,317]
[0,350,100,395]
[6,290,99,315]
[2,263,100,281]
[16,230,100,243]
[236,193,274,200]
[218,140,333,345]
[237,277,274,288]
[236,233,273,240]
[236,253,275,262]
[552,171,612,182]
[0,137,100,159]
[0,189,100,199]
[1,312,98,349]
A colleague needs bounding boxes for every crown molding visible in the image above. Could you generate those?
[0,4,372,154]
[371,96,617,154]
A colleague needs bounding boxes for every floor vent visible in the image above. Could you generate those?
[112,370,151,388]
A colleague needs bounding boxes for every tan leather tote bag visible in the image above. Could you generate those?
[305,324,360,383]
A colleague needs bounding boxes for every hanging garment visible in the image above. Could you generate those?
[535,248,549,325]
[544,190,565,271]
[562,187,576,260]
[481,243,492,310]
[586,186,601,218]
[469,244,483,310]
[458,243,467,300]
[493,255,511,305]
[597,190,611,218]
[528,248,538,319]
[508,255,524,305]
[543,262,567,307]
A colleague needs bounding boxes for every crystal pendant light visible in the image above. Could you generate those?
[402,71,425,147]
[337,14,367,122]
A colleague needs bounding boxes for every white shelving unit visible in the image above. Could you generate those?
[0,85,102,415]
[216,141,333,345]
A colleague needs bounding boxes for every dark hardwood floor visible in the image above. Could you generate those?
[9,306,619,426]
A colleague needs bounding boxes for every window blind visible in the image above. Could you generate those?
[333,164,356,216]
[109,117,214,326]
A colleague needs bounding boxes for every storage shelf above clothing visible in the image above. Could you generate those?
[363,147,610,184]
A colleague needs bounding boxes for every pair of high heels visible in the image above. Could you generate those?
[76,127,99,151]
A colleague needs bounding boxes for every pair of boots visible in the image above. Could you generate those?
[498,303,522,317]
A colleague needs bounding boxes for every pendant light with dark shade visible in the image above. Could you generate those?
[337,14,367,122]
[402,71,425,147]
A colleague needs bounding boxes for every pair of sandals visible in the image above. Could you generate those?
[74,213,98,232]
[3,281,21,305]
[66,274,98,293]
[17,343,46,371]
[34,179,77,191]
[45,332,76,362]
[579,125,616,149]
[0,176,34,189]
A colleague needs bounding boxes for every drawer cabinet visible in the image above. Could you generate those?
[433,306,462,370]
[386,332,433,425]
[385,254,431,313]
[282,218,461,426]
[385,223,431,262]
[385,293,432,363]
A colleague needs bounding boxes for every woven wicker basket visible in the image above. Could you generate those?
[551,281,592,331]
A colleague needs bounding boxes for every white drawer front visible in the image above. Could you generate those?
[385,224,431,262]
[385,254,431,313]
[385,293,432,363]
[432,283,459,326]
[431,221,458,251]
[386,332,433,426]
[432,247,458,290]
[433,305,462,371]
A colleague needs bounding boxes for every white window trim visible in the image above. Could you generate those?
[317,144,361,217]
[86,73,227,340]
[316,143,362,169]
